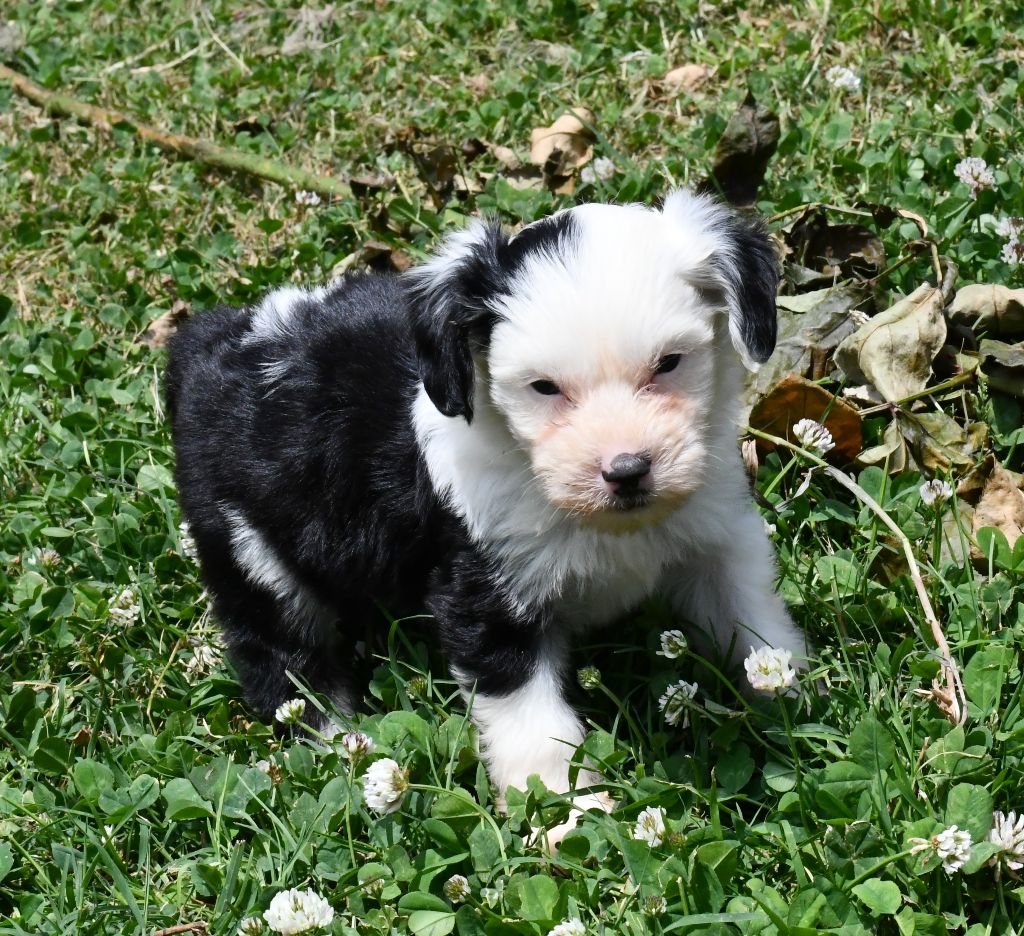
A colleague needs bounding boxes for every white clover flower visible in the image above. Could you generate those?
[658,680,698,728]
[104,824,116,840]
[657,629,688,659]
[849,308,870,327]
[239,917,265,936]
[178,521,198,560]
[919,478,954,507]
[340,731,375,762]
[954,157,995,199]
[362,757,409,814]
[792,418,835,456]
[989,810,1024,872]
[1001,238,1024,265]
[995,217,1024,239]
[35,547,61,569]
[263,888,334,934]
[254,759,273,775]
[548,920,586,936]
[443,874,471,903]
[642,895,668,915]
[580,156,616,184]
[577,665,602,690]
[825,65,861,93]
[274,698,307,725]
[185,642,221,679]
[108,586,140,626]
[294,190,322,207]
[632,806,667,847]
[934,825,973,873]
[744,646,797,693]
[763,519,777,536]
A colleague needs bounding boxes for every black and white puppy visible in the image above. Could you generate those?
[166,191,807,825]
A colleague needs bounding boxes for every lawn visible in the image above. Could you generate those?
[2,1,1024,934]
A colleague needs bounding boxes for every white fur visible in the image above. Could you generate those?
[247,285,328,340]
[460,656,596,795]
[224,507,328,630]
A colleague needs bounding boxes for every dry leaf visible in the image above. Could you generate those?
[857,420,908,472]
[742,283,868,416]
[663,64,707,92]
[948,283,1024,337]
[748,375,863,462]
[529,107,595,176]
[466,72,491,96]
[787,209,885,278]
[896,410,987,474]
[142,301,188,349]
[529,107,595,193]
[970,460,1024,565]
[489,143,523,170]
[834,283,947,403]
[706,91,779,206]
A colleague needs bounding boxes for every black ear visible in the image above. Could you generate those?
[716,215,779,367]
[663,191,780,370]
[405,222,509,421]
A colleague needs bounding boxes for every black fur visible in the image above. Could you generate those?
[166,256,563,726]
[716,214,779,364]
[409,212,577,421]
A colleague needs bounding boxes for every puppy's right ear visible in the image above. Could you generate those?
[405,221,508,422]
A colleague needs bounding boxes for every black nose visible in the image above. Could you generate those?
[602,452,652,490]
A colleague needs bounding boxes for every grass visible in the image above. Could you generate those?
[1,0,1023,933]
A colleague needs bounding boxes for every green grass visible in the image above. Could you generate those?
[2,1,1024,934]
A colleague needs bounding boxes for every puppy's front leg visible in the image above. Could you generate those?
[662,508,808,670]
[429,556,609,841]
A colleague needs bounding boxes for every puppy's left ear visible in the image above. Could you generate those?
[405,222,508,422]
[663,191,780,371]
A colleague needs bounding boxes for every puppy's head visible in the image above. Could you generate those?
[407,191,778,531]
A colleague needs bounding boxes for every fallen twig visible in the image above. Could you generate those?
[152,923,206,936]
[0,63,351,200]
[747,426,968,726]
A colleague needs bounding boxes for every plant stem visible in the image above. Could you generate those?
[0,63,353,199]
[745,427,968,725]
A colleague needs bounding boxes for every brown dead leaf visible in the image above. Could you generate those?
[141,301,188,349]
[896,410,987,474]
[360,239,412,273]
[466,72,491,96]
[705,91,779,206]
[948,284,1024,337]
[489,143,523,171]
[742,283,869,417]
[529,107,595,191]
[663,64,707,92]
[970,460,1024,565]
[749,374,863,462]
[786,209,885,278]
[834,283,947,403]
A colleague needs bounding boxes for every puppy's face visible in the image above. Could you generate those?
[487,216,718,529]
[409,193,778,532]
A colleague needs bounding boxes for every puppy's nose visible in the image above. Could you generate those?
[601,452,652,491]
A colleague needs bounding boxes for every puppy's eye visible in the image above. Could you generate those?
[655,353,682,375]
[530,379,561,396]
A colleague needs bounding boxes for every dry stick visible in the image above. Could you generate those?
[747,426,968,726]
[0,64,352,200]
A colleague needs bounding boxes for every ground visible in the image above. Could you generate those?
[1,1,1023,934]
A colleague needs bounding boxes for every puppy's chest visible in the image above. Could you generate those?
[551,571,661,631]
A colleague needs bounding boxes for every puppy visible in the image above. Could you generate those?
[165,191,807,826]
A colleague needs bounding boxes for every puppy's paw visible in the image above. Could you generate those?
[532,790,615,852]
